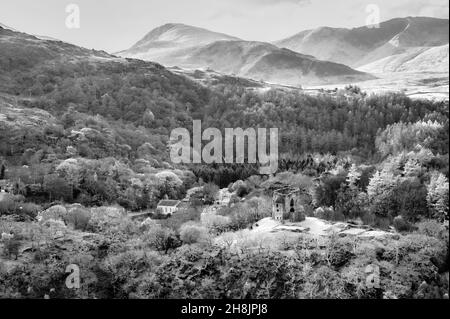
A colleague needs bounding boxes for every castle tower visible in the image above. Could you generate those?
[272,186,307,223]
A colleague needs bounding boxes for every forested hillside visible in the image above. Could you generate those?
[1,25,449,209]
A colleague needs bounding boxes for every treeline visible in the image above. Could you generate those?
[190,163,259,188]
[202,86,449,157]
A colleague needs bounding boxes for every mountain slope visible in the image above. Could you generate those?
[358,44,449,73]
[181,41,374,86]
[0,23,212,124]
[275,17,449,68]
[117,23,240,63]
[0,22,16,31]
[0,24,112,67]
[119,24,374,86]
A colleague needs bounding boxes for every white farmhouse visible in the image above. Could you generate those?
[156,200,181,216]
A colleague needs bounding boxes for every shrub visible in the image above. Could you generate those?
[103,249,163,298]
[314,207,334,220]
[203,183,219,205]
[179,223,209,245]
[88,206,137,235]
[393,216,413,232]
[65,206,92,231]
[236,184,250,198]
[38,205,67,223]
[229,180,245,193]
[331,210,345,222]
[416,220,448,241]
[43,174,73,201]
[361,211,375,226]
[143,223,181,254]
[325,234,355,269]
[19,203,41,218]
[0,198,17,216]
[313,173,347,208]
[0,197,41,219]
[374,216,391,230]
[201,214,231,232]
[3,239,21,260]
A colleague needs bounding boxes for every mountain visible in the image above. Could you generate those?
[0,23,212,123]
[119,24,374,86]
[0,22,16,31]
[117,23,241,63]
[358,44,449,73]
[274,17,449,68]
[179,41,374,86]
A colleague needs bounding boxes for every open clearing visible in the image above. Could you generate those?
[215,217,397,251]
[304,72,449,101]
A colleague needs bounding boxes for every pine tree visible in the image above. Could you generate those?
[346,164,361,190]
[367,169,398,218]
[367,171,383,201]
[403,159,422,178]
[427,172,449,221]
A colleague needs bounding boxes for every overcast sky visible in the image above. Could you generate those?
[0,0,448,53]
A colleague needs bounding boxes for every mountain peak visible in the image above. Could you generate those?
[130,23,240,51]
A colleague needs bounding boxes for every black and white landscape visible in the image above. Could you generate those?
[118,16,448,95]
[0,0,448,300]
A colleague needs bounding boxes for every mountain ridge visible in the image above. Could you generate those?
[118,23,374,86]
[118,23,240,57]
[358,44,449,73]
[274,16,449,68]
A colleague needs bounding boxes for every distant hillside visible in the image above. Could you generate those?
[358,44,449,73]
[183,41,374,86]
[168,67,265,89]
[275,17,449,68]
[119,25,374,86]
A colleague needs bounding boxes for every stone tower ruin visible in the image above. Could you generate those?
[272,186,307,223]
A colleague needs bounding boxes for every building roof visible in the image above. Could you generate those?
[265,181,288,191]
[274,186,300,196]
[157,200,181,207]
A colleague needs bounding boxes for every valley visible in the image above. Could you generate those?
[0,12,448,300]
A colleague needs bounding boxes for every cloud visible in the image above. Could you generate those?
[382,0,449,19]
